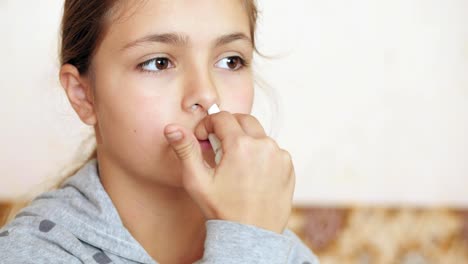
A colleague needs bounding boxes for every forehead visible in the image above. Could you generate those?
[103,0,251,51]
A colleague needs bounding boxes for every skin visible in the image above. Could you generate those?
[59,0,295,263]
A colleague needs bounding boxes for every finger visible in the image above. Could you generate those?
[232,114,267,138]
[195,111,245,143]
[164,124,213,193]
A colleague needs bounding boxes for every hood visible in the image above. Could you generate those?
[22,159,155,264]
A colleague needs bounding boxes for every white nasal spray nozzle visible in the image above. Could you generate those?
[207,104,223,165]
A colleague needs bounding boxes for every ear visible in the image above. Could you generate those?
[59,64,97,126]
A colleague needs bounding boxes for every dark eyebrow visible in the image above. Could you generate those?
[122,32,252,51]
[214,32,252,48]
[122,33,189,50]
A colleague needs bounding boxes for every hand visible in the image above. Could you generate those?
[164,111,295,234]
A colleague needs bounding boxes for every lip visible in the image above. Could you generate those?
[198,140,212,151]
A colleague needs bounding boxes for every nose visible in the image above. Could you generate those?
[181,66,220,113]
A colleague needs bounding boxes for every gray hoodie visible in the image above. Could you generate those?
[0,159,319,264]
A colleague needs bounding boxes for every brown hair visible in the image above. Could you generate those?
[1,0,262,227]
[61,0,259,72]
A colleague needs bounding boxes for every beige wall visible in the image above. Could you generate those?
[255,0,468,207]
[0,1,92,200]
[1,0,467,206]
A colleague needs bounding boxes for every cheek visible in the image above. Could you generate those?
[95,73,177,151]
[129,89,183,155]
[217,73,254,114]
[227,88,253,113]
[133,96,170,137]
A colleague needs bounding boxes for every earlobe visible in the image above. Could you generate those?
[59,64,97,126]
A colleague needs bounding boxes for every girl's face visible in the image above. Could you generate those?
[91,0,254,186]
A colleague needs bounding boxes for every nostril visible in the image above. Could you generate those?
[191,104,200,111]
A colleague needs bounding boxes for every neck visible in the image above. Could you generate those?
[97,154,206,263]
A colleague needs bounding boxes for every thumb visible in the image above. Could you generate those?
[164,124,213,193]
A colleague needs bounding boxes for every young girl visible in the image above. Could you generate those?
[0,0,319,263]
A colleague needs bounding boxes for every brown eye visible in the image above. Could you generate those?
[139,57,174,72]
[155,58,169,70]
[226,57,240,69]
[215,56,246,71]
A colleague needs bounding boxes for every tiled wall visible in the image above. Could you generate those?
[289,207,468,264]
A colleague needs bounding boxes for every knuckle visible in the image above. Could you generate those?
[288,170,296,190]
[279,149,295,184]
[236,114,263,133]
[236,113,258,125]
[208,111,226,125]
[281,149,293,163]
[216,111,231,120]
[263,137,279,151]
[174,140,195,160]
[211,111,233,127]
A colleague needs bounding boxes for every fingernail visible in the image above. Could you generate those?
[166,131,183,142]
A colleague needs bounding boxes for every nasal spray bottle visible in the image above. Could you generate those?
[207,104,223,165]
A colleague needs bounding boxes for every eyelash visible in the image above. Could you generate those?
[223,56,250,69]
[136,56,250,74]
[137,58,172,74]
